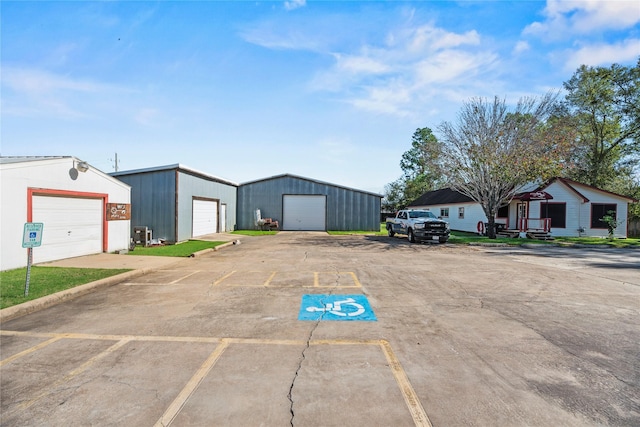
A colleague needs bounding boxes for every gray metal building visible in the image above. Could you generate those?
[111,164,237,243]
[237,174,382,231]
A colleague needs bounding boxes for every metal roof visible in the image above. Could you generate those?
[0,156,72,165]
[111,163,238,187]
[240,173,383,198]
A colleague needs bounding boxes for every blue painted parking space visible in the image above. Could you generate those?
[298,294,377,321]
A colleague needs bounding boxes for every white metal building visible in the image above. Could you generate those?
[1,157,132,271]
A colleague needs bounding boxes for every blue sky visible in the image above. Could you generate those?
[2,1,639,194]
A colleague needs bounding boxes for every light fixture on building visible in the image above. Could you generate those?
[76,160,90,172]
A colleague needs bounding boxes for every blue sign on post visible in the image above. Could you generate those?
[298,294,377,321]
[22,222,44,296]
[22,223,44,248]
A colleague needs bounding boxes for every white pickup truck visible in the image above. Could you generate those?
[386,209,450,243]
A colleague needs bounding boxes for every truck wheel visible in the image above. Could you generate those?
[387,226,395,237]
[407,229,416,243]
[439,237,448,244]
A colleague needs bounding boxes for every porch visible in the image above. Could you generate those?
[494,218,554,240]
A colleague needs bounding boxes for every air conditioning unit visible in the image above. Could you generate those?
[133,226,152,246]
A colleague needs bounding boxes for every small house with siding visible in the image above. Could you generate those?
[408,178,636,238]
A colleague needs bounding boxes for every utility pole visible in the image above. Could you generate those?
[110,153,120,172]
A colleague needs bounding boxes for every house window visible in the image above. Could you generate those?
[591,204,617,229]
[497,205,509,218]
[541,203,566,228]
[458,207,464,219]
[440,208,449,218]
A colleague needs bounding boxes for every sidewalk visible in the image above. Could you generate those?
[40,232,241,269]
[1,233,242,322]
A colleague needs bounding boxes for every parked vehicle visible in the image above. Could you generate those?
[386,209,450,243]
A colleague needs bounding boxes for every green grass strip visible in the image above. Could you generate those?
[127,240,226,257]
[0,267,131,309]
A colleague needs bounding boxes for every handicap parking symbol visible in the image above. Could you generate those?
[298,294,377,321]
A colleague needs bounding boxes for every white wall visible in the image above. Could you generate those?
[1,158,131,271]
[526,180,629,238]
[411,202,487,233]
[553,180,630,238]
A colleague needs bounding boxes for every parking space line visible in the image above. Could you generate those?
[1,331,429,427]
[154,340,229,427]
[380,340,432,427]
[263,271,277,286]
[0,336,62,367]
[169,270,202,284]
[349,272,363,288]
[211,271,236,287]
[314,271,362,288]
[211,271,362,288]
[14,338,132,413]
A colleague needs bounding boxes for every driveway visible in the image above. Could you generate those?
[1,233,638,426]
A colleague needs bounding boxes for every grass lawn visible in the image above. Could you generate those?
[554,236,640,248]
[127,240,227,256]
[328,224,387,236]
[0,267,131,309]
[449,230,640,248]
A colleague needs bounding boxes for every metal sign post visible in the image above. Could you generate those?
[25,248,33,296]
[22,223,44,297]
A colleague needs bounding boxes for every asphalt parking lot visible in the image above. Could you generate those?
[1,233,639,426]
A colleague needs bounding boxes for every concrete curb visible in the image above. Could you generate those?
[0,263,182,323]
[189,240,237,257]
[0,240,242,323]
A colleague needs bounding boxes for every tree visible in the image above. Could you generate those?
[382,178,405,212]
[383,127,444,211]
[437,93,573,238]
[563,60,640,188]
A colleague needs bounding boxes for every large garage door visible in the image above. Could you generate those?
[32,196,103,264]
[283,195,326,231]
[192,199,218,237]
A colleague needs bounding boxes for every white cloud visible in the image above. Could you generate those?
[334,53,391,75]
[284,0,306,11]
[513,41,530,55]
[2,67,105,95]
[1,67,126,119]
[310,22,499,118]
[524,0,640,38]
[347,84,413,116]
[563,38,640,70]
[414,50,498,86]
[402,25,480,52]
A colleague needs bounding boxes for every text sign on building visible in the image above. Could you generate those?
[22,223,44,248]
[298,294,377,321]
[106,203,131,221]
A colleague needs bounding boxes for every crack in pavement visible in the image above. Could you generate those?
[287,315,320,427]
[288,272,339,426]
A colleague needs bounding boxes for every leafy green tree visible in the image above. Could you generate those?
[382,178,405,212]
[383,127,444,211]
[563,60,640,188]
[437,93,573,238]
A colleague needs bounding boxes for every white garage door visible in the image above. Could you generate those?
[32,196,103,264]
[283,195,326,231]
[192,199,218,237]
